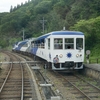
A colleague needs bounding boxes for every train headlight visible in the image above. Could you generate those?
[80,54,82,56]
[76,54,79,57]
[59,54,63,58]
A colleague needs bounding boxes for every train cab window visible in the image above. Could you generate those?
[65,38,74,49]
[76,38,83,50]
[54,38,63,49]
[48,38,50,49]
[23,43,28,47]
[19,43,26,47]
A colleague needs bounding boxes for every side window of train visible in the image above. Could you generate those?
[40,39,45,48]
[35,39,44,48]
[31,41,34,47]
[76,38,83,50]
[34,41,38,47]
[54,38,63,49]
[48,38,50,49]
[65,38,74,49]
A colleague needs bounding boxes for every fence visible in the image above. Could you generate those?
[84,58,100,64]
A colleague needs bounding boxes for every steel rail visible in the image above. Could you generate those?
[54,71,92,100]
[0,51,24,100]
[20,62,24,100]
[75,74,100,91]
[0,62,13,93]
[63,77,92,100]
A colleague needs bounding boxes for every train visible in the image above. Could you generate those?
[12,30,85,70]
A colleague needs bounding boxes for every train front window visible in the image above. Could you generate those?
[76,38,83,50]
[23,43,28,47]
[65,38,74,49]
[54,38,63,49]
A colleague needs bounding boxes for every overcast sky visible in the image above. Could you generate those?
[0,0,29,12]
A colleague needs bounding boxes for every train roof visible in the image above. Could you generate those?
[51,31,84,35]
[24,38,36,41]
[17,38,36,44]
[36,31,84,41]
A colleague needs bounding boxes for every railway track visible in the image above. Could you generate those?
[0,52,38,100]
[15,54,100,100]
[46,70,100,100]
[62,73,100,100]
[3,51,100,100]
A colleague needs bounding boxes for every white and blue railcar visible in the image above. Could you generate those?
[12,38,36,54]
[12,40,28,53]
[31,30,85,70]
[19,40,28,52]
[20,38,35,53]
[12,42,19,51]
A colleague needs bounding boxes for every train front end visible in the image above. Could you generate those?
[48,31,84,70]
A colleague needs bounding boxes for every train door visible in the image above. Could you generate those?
[45,38,51,62]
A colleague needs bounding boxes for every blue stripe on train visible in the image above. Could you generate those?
[31,47,38,55]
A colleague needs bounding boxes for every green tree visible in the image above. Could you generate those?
[70,16,100,52]
[34,1,51,14]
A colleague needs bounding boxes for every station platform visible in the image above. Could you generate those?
[83,64,100,80]
[84,64,100,72]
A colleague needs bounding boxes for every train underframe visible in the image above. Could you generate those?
[32,55,83,70]
[47,61,83,70]
[12,51,83,71]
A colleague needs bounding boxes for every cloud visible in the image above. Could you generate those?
[0,0,28,12]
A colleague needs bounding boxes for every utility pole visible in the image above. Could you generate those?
[40,17,47,34]
[23,28,24,40]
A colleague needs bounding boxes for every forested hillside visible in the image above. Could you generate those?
[0,0,100,57]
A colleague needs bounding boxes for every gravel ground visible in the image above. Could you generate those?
[0,52,10,75]
[1,53,95,100]
[45,70,78,100]
[0,52,41,100]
